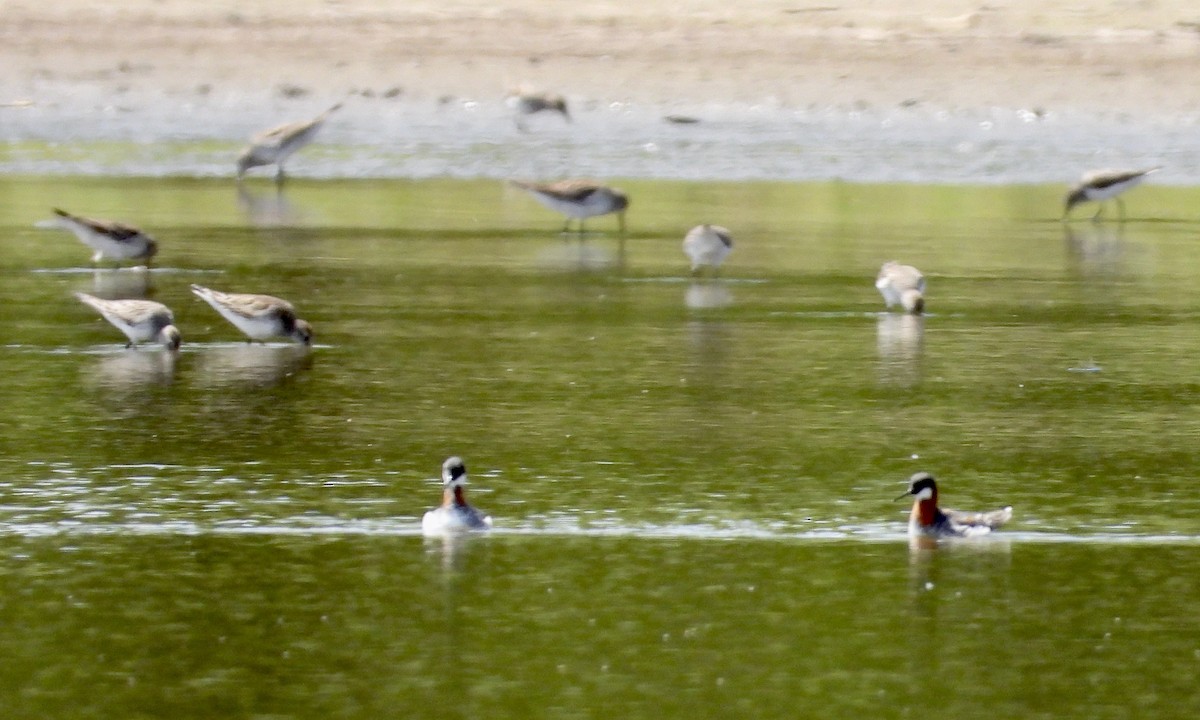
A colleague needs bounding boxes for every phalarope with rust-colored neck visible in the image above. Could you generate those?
[422,456,492,536]
[899,472,1011,538]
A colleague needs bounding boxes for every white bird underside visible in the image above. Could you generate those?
[421,505,493,535]
[683,224,734,270]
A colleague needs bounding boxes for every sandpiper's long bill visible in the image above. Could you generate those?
[1063,167,1160,221]
[511,179,629,234]
[190,284,313,345]
[421,456,493,535]
[41,208,158,265]
[682,224,734,275]
[75,292,181,350]
[898,472,1012,539]
[875,261,926,314]
[237,102,343,181]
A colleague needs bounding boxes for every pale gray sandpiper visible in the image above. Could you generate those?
[1063,167,1160,221]
[75,292,181,350]
[40,208,158,265]
[236,103,343,181]
[898,472,1012,539]
[875,261,926,314]
[422,456,493,536]
[682,224,734,275]
[190,284,313,345]
[506,88,570,131]
[511,179,630,234]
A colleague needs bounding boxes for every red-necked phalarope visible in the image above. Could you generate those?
[683,224,734,275]
[511,179,629,234]
[422,457,492,535]
[1064,167,1160,221]
[190,284,312,345]
[875,261,925,314]
[898,472,1011,538]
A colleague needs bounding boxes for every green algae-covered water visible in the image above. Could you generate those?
[1,177,1199,718]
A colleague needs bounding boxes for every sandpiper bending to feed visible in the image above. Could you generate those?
[511,179,629,234]
[236,103,342,181]
[75,292,181,350]
[683,224,734,275]
[898,472,1012,539]
[422,456,492,535]
[506,88,570,130]
[1063,167,1160,221]
[875,261,925,314]
[40,208,158,266]
[190,284,313,345]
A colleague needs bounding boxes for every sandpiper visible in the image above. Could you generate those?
[683,224,734,275]
[875,261,926,314]
[75,292,181,350]
[190,284,313,345]
[236,103,342,181]
[511,179,629,234]
[422,456,493,535]
[40,208,158,265]
[1064,167,1160,221]
[898,472,1012,539]
[506,88,570,131]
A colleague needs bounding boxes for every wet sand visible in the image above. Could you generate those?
[3,2,1200,181]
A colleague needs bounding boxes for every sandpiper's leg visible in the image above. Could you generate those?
[1091,202,1104,222]
[1117,197,1127,223]
[561,219,572,234]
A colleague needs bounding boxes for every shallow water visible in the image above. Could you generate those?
[2,176,1200,717]
[3,99,1200,183]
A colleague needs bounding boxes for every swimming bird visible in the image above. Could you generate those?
[875,261,925,314]
[75,292,181,350]
[236,103,342,181]
[1064,167,1160,221]
[898,472,1012,538]
[683,224,734,275]
[511,179,629,234]
[422,456,493,535]
[40,208,157,265]
[506,89,570,130]
[190,284,313,345]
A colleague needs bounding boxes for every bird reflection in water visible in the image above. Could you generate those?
[88,266,154,299]
[1063,222,1127,280]
[236,182,304,229]
[191,344,313,389]
[83,348,178,395]
[876,313,924,386]
[684,280,734,310]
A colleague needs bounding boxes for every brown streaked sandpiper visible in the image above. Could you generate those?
[40,208,158,266]
[75,292,181,350]
[190,284,313,345]
[236,103,343,182]
[682,224,734,275]
[875,261,926,314]
[511,179,629,234]
[1064,167,1160,221]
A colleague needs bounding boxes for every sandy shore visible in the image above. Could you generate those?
[5,1,1200,116]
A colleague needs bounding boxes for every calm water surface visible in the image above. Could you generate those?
[1,177,1199,717]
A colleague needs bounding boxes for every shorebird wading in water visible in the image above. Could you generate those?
[236,103,342,182]
[40,208,158,266]
[875,261,925,314]
[506,88,570,131]
[898,472,1012,539]
[422,457,493,535]
[190,284,313,345]
[1063,167,1160,222]
[682,224,734,275]
[511,179,629,234]
[75,292,181,350]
